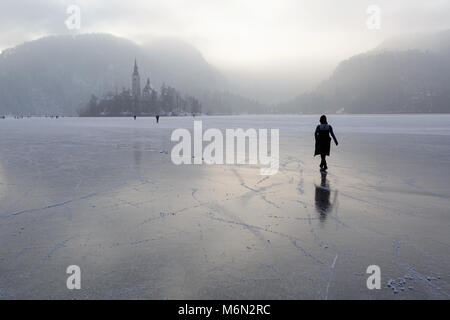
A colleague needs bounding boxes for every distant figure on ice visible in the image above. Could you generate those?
[314,115,338,171]
[134,115,137,120]
[156,115,160,123]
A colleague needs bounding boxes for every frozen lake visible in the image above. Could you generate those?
[0,114,449,299]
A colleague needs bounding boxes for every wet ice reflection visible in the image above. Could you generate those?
[314,171,338,223]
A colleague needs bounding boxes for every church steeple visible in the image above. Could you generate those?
[133,59,139,74]
[132,58,141,98]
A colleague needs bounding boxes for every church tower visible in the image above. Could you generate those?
[132,59,141,98]
[142,78,152,99]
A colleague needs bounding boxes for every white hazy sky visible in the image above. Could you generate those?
[1,0,450,71]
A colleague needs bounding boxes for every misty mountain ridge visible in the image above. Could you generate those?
[2,30,450,115]
[0,33,261,115]
[279,29,450,114]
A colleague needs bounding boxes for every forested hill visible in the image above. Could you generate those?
[0,33,230,115]
[278,30,450,114]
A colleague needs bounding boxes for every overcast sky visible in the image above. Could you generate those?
[1,0,450,71]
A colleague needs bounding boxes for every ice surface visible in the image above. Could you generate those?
[0,114,449,299]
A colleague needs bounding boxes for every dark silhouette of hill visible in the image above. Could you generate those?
[278,30,450,114]
[0,33,232,115]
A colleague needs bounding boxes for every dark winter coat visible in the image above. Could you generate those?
[314,124,338,156]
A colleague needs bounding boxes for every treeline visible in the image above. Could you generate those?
[78,83,202,117]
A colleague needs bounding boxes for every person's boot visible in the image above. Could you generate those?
[320,158,325,170]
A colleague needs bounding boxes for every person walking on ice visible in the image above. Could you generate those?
[314,115,338,171]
